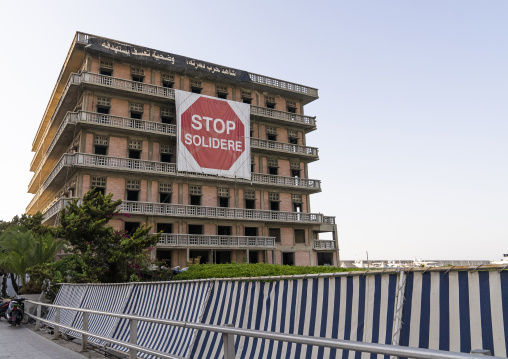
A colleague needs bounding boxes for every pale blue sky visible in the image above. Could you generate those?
[0,1,506,260]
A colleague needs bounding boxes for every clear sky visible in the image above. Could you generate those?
[0,1,506,260]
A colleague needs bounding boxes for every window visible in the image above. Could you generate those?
[282,252,295,266]
[160,144,173,163]
[190,80,202,94]
[218,187,229,208]
[217,226,232,235]
[131,67,145,82]
[156,249,172,267]
[216,85,228,99]
[128,140,142,159]
[269,192,280,211]
[241,90,253,104]
[96,97,111,114]
[130,103,143,119]
[294,229,305,244]
[267,159,278,176]
[94,135,108,156]
[91,176,106,196]
[293,194,303,213]
[244,190,255,209]
[188,224,204,235]
[159,182,172,203]
[265,95,276,109]
[266,126,277,141]
[288,130,299,145]
[189,185,202,205]
[290,161,301,178]
[125,222,141,235]
[161,73,175,88]
[287,99,297,114]
[249,251,259,264]
[269,228,281,243]
[161,108,175,124]
[157,223,173,233]
[215,251,231,264]
[99,60,113,76]
[317,252,334,266]
[126,180,140,201]
[244,227,258,236]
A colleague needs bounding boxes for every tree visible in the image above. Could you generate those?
[56,190,159,283]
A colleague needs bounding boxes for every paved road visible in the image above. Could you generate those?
[0,320,108,359]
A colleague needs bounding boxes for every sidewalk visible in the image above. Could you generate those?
[0,320,109,359]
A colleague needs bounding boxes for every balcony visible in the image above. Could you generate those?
[120,201,335,224]
[251,138,319,161]
[313,240,336,250]
[158,234,275,248]
[249,107,315,130]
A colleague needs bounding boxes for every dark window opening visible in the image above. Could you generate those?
[287,107,296,114]
[270,201,280,211]
[130,112,142,119]
[162,80,174,88]
[317,252,334,266]
[251,163,255,172]
[129,150,141,159]
[294,229,305,244]
[126,190,139,201]
[249,251,259,264]
[269,228,281,243]
[243,98,252,104]
[191,86,202,94]
[156,249,172,267]
[244,227,258,236]
[190,195,201,206]
[100,69,113,76]
[215,251,231,264]
[245,199,255,209]
[293,203,303,213]
[92,187,105,196]
[161,115,174,124]
[157,223,173,233]
[267,134,277,141]
[159,192,171,203]
[292,169,301,178]
[125,221,141,235]
[97,106,110,114]
[289,138,298,145]
[219,197,229,208]
[160,153,172,163]
[217,92,227,99]
[266,102,275,109]
[132,75,144,82]
[188,225,204,235]
[268,166,278,176]
[217,226,232,236]
[94,145,108,156]
[282,252,295,266]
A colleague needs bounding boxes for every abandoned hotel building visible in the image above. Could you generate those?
[27,32,338,267]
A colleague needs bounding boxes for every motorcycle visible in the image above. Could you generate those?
[0,298,11,318]
[5,297,25,326]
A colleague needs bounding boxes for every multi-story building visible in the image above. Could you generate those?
[27,32,338,267]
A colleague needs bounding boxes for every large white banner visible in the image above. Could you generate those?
[175,90,251,179]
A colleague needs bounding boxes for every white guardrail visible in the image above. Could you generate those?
[27,301,499,359]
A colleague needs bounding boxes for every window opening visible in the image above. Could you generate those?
[216,85,228,99]
[282,252,295,266]
[269,228,281,243]
[244,227,258,236]
[241,90,253,104]
[130,103,143,119]
[269,192,280,211]
[161,108,175,124]
[189,185,202,206]
[161,73,175,88]
[287,100,297,113]
[244,190,255,209]
[267,159,278,176]
[125,222,141,235]
[294,229,305,244]
[218,187,229,208]
[190,80,202,94]
[265,95,276,109]
[96,97,111,114]
[188,225,204,235]
[317,252,334,266]
[266,126,277,141]
[217,226,232,236]
[94,135,108,156]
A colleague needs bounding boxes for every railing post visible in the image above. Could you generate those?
[129,313,138,359]
[52,307,60,340]
[81,309,89,352]
[222,324,236,359]
[35,303,41,331]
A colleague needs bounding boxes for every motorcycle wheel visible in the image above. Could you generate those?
[22,313,29,324]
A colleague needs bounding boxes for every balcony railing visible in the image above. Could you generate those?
[248,73,318,98]
[249,106,315,128]
[251,138,318,158]
[159,234,275,248]
[120,201,334,224]
[314,240,336,250]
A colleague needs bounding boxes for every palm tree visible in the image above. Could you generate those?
[0,226,66,290]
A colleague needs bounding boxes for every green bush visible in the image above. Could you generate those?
[173,263,364,280]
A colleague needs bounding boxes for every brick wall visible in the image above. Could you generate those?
[109,137,127,158]
[295,251,311,266]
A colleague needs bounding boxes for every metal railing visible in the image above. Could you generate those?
[159,234,275,248]
[249,106,315,128]
[248,73,319,98]
[27,300,499,359]
[251,138,318,157]
[314,240,336,249]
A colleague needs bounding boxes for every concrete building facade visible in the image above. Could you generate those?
[27,32,338,267]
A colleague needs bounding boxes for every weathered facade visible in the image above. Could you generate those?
[27,32,338,267]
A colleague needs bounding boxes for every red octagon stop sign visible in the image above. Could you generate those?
[181,97,246,170]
